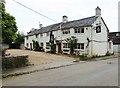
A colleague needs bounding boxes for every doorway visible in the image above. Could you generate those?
[58,42,61,53]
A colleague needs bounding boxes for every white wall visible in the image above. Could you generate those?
[113,45,120,53]
[24,16,112,57]
[88,16,109,56]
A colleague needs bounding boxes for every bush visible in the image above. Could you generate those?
[79,54,87,61]
[2,49,7,57]
[105,51,111,56]
[50,44,56,54]
[2,55,29,69]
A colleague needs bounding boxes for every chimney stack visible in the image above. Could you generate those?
[95,6,101,16]
[62,15,68,23]
[39,23,42,29]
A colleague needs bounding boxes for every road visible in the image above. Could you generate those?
[3,58,118,86]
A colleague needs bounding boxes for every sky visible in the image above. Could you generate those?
[5,0,119,34]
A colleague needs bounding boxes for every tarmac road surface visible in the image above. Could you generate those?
[3,58,118,86]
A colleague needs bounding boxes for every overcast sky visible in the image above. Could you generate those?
[5,0,119,34]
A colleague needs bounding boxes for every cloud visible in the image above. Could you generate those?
[5,0,119,33]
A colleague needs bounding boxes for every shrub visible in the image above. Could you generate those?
[2,49,7,57]
[91,55,98,58]
[32,40,41,51]
[79,54,87,61]
[50,44,56,54]
[2,55,29,69]
[105,51,111,56]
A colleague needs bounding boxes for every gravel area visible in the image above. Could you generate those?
[6,49,75,65]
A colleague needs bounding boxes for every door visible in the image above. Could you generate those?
[58,43,61,53]
[30,43,32,50]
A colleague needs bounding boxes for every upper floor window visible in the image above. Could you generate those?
[75,43,84,49]
[40,33,43,37]
[96,26,101,33]
[46,32,49,36]
[62,30,70,34]
[74,27,84,33]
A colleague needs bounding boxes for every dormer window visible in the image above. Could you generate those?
[74,27,84,33]
[96,26,101,33]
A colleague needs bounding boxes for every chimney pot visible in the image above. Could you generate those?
[62,15,68,23]
[39,23,42,29]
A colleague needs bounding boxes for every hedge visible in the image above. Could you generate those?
[2,55,29,69]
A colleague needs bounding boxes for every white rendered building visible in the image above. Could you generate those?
[24,7,113,57]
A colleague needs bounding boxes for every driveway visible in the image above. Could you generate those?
[3,58,118,86]
[6,49,75,65]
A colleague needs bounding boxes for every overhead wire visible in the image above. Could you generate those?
[12,0,57,22]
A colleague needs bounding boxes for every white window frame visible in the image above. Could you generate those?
[63,43,70,48]
[62,30,70,34]
[74,27,84,33]
[75,43,84,49]
[40,33,43,37]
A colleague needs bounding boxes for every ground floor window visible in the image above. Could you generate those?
[46,42,50,49]
[26,43,29,47]
[75,43,84,49]
[63,43,70,48]
[109,42,111,49]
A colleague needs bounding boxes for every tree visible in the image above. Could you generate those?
[15,32,24,43]
[65,36,78,54]
[1,1,18,44]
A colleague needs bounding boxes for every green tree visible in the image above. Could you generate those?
[65,36,78,54]
[1,1,18,44]
[15,32,24,43]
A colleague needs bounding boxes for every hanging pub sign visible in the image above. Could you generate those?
[96,26,101,33]
[50,31,54,43]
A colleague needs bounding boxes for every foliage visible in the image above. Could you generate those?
[15,31,24,43]
[79,54,87,61]
[2,48,7,57]
[1,1,18,44]
[32,40,41,51]
[105,51,111,56]
[2,55,29,69]
[65,36,78,54]
[50,43,56,54]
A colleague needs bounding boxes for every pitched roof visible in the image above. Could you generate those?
[27,16,98,36]
[109,32,120,44]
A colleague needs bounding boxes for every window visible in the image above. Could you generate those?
[36,34,38,38]
[26,43,29,47]
[40,34,43,37]
[46,42,50,49]
[75,43,84,49]
[74,27,84,33]
[109,42,111,49]
[96,26,101,33]
[62,30,70,34]
[40,43,43,47]
[63,43,70,48]
[46,32,49,36]
[26,36,28,40]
